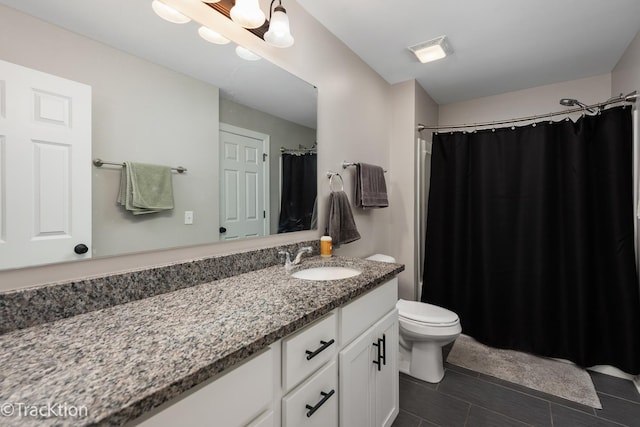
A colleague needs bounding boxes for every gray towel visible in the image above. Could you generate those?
[328,191,361,248]
[117,162,174,215]
[355,163,388,208]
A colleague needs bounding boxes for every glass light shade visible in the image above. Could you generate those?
[198,26,230,45]
[235,46,261,61]
[151,0,191,24]
[230,0,265,29]
[264,7,294,48]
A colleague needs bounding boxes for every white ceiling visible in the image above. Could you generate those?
[297,0,640,104]
[4,0,639,110]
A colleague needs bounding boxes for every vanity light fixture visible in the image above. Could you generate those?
[151,0,192,24]
[408,36,453,63]
[230,0,266,29]
[264,0,294,48]
[198,26,231,45]
[235,46,261,61]
[151,1,295,53]
[205,0,295,49]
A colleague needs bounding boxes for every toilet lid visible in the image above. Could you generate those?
[396,299,459,325]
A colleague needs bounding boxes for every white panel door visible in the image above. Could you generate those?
[0,59,92,269]
[219,124,268,240]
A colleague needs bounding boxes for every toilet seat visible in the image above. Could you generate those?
[396,299,459,327]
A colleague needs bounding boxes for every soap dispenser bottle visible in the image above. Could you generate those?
[320,229,332,258]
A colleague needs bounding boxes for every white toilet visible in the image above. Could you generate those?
[365,254,462,384]
[395,299,461,383]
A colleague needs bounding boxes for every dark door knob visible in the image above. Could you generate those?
[219,227,227,233]
[74,244,89,254]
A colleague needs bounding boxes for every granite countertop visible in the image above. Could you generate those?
[0,256,403,426]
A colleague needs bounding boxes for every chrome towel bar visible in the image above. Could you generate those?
[93,158,187,173]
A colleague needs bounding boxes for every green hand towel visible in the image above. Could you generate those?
[118,162,174,215]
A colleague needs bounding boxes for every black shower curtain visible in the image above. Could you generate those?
[422,106,640,375]
[278,153,317,233]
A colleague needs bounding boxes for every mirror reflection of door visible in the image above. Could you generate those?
[0,60,92,269]
[219,124,269,240]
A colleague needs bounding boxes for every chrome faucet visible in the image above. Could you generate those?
[279,246,313,272]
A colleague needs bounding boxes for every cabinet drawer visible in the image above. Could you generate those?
[340,278,397,346]
[135,347,274,427]
[282,360,338,427]
[282,312,337,392]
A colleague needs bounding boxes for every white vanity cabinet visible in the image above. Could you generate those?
[280,277,399,427]
[130,278,398,427]
[338,278,399,427]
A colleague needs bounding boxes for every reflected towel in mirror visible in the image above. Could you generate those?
[117,162,174,215]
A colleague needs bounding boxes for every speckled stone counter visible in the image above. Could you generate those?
[0,240,319,334]
[0,256,403,426]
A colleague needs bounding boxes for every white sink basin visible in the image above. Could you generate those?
[291,266,362,281]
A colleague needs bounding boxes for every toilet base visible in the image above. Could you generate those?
[409,341,445,383]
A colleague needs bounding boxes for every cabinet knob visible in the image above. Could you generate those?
[219,227,227,233]
[74,244,89,254]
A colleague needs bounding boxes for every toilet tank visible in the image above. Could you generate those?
[365,254,396,263]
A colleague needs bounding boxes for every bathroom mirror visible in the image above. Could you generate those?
[0,0,318,270]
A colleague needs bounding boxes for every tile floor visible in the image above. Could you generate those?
[393,359,640,426]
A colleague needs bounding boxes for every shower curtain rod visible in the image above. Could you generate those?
[280,147,317,154]
[417,90,638,132]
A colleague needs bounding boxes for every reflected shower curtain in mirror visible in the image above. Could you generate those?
[278,153,317,233]
[422,106,640,374]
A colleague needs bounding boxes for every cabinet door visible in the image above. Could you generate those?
[339,309,399,427]
[373,310,399,427]
[339,327,374,427]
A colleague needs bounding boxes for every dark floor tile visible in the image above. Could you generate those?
[465,405,532,427]
[476,372,597,415]
[551,403,625,427]
[400,372,438,390]
[590,371,640,403]
[391,409,423,427]
[418,421,440,427]
[399,376,469,426]
[595,392,640,426]
[437,370,552,426]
